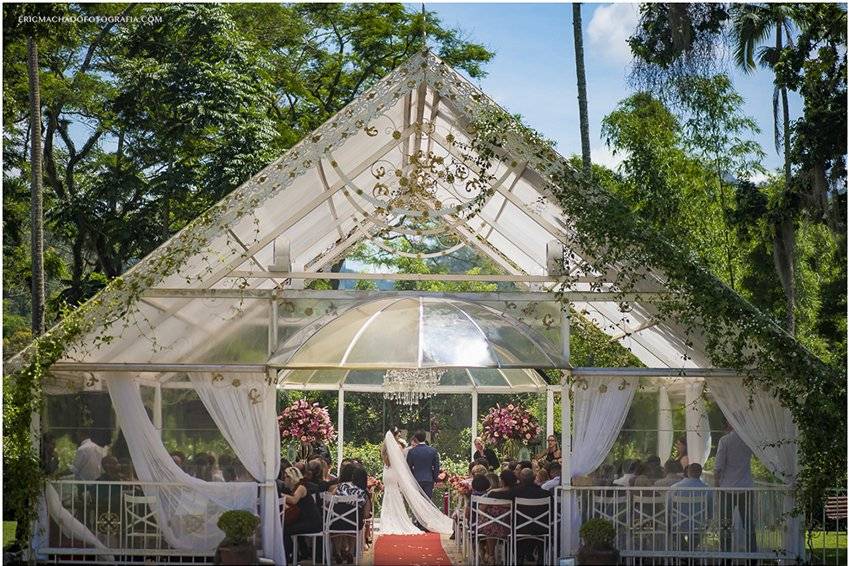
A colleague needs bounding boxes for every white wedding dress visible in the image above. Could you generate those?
[379,431,453,535]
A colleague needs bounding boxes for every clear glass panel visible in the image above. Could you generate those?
[468,368,509,387]
[283,299,388,365]
[421,301,496,366]
[344,370,386,386]
[439,369,473,387]
[345,299,420,365]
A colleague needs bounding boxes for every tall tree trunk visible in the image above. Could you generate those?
[775,23,796,334]
[27,36,45,336]
[572,3,592,176]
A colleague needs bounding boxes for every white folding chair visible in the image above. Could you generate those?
[280,496,324,566]
[670,491,710,553]
[122,493,161,550]
[324,494,363,565]
[512,497,552,566]
[471,495,513,566]
[592,489,629,547]
[630,490,667,553]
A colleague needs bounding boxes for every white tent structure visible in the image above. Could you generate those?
[13,50,804,564]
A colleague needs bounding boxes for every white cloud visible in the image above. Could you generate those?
[586,3,641,66]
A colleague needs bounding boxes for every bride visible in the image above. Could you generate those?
[379,431,453,535]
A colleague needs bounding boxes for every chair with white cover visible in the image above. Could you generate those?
[280,497,324,566]
[471,495,513,566]
[512,497,552,566]
[324,494,363,565]
[122,493,161,550]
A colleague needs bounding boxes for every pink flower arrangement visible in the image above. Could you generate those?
[278,399,336,445]
[480,403,541,446]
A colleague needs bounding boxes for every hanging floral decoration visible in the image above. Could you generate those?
[480,403,541,446]
[278,399,336,444]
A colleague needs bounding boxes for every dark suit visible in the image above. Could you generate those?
[510,483,553,563]
[406,443,440,498]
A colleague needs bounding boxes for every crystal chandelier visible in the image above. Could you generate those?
[383,368,445,406]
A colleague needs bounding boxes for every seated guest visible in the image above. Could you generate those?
[485,472,500,491]
[517,460,533,471]
[308,458,337,492]
[668,463,713,549]
[479,471,517,565]
[330,464,368,564]
[511,468,552,564]
[629,463,656,487]
[468,475,491,522]
[541,461,562,491]
[592,464,615,486]
[218,454,235,481]
[613,459,639,486]
[655,459,684,487]
[505,460,519,473]
[473,438,500,470]
[645,455,664,480]
[534,468,549,486]
[281,467,323,563]
[543,434,562,462]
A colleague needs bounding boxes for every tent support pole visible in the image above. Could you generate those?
[153,384,162,435]
[545,388,554,438]
[337,389,344,474]
[470,390,478,460]
[560,372,572,558]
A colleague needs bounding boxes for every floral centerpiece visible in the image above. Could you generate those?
[447,473,471,497]
[480,403,541,459]
[278,399,336,460]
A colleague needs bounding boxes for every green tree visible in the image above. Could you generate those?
[731,3,798,332]
[572,4,591,175]
[676,74,766,289]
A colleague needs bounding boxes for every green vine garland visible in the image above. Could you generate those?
[465,105,845,519]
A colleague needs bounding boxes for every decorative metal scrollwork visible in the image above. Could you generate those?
[97,512,121,535]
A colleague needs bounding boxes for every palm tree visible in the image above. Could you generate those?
[27,36,45,336]
[572,3,591,176]
[731,4,797,334]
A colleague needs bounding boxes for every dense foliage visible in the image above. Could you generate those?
[1,3,493,543]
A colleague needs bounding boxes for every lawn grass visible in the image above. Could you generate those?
[807,529,848,564]
[3,521,16,550]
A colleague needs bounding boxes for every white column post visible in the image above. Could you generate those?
[560,372,572,558]
[268,299,278,358]
[337,388,345,474]
[153,383,163,436]
[545,388,554,438]
[470,390,478,460]
[261,373,280,564]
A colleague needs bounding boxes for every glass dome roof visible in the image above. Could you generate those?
[269,297,568,369]
[279,367,550,391]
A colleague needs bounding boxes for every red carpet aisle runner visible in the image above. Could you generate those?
[373,532,452,566]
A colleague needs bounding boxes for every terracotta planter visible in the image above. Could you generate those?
[214,544,259,565]
[576,547,620,565]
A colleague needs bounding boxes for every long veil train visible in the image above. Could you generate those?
[380,431,453,535]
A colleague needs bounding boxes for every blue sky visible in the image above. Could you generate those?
[425,2,801,176]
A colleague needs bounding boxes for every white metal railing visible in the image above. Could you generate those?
[553,485,799,564]
[39,480,260,564]
[807,488,848,566]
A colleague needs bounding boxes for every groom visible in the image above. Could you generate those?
[406,430,440,499]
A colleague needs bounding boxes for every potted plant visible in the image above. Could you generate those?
[576,517,619,565]
[214,510,260,565]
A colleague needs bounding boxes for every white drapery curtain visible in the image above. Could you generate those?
[32,485,115,562]
[707,376,801,559]
[657,386,674,462]
[685,381,712,466]
[189,373,284,566]
[106,374,257,551]
[568,375,638,552]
